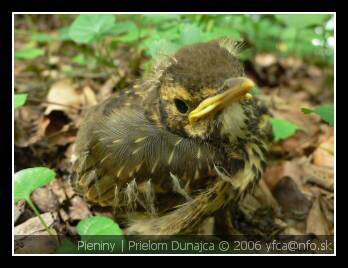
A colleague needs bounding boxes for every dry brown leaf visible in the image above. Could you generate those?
[15,235,59,254]
[49,179,67,204]
[301,159,333,192]
[255,53,277,67]
[263,160,302,190]
[45,79,76,114]
[98,75,120,102]
[63,180,76,199]
[14,201,26,224]
[68,196,91,221]
[272,176,312,220]
[14,106,45,147]
[14,212,59,254]
[306,196,331,235]
[280,57,303,70]
[319,195,334,227]
[45,79,97,116]
[14,212,57,236]
[313,135,334,168]
[82,86,98,106]
[263,94,321,156]
[31,187,59,213]
[59,208,70,222]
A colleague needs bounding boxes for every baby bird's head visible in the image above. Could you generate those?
[150,40,269,144]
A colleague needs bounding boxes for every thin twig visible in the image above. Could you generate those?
[28,98,84,111]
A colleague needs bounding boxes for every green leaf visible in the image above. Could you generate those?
[31,32,55,43]
[55,239,79,254]
[77,216,123,236]
[143,14,181,25]
[15,48,45,60]
[313,105,334,126]
[180,24,204,45]
[301,105,334,126]
[270,118,299,142]
[14,94,28,109]
[146,39,180,57]
[117,30,148,43]
[109,21,137,35]
[72,54,86,65]
[301,107,313,114]
[281,27,297,41]
[204,27,241,42]
[58,26,71,41]
[276,14,329,29]
[76,216,124,253]
[14,167,56,203]
[160,27,181,41]
[69,14,116,44]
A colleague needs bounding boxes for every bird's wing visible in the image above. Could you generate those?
[72,102,219,209]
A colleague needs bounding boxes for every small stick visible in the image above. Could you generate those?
[28,98,85,111]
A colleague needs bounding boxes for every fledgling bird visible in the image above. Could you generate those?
[71,39,272,235]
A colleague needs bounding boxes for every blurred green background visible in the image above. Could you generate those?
[15,14,334,68]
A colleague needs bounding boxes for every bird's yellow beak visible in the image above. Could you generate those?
[188,77,255,123]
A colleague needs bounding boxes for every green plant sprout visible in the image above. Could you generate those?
[270,118,299,142]
[302,104,334,127]
[77,215,123,236]
[14,94,28,109]
[15,48,45,60]
[14,167,56,236]
[57,216,124,253]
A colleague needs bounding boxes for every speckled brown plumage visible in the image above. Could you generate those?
[71,39,272,235]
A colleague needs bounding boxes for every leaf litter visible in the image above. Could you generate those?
[14,16,335,253]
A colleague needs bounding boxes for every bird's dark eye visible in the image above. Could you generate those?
[174,98,189,114]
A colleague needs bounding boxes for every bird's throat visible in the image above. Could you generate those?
[219,103,247,143]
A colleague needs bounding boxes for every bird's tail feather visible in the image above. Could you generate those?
[126,180,232,235]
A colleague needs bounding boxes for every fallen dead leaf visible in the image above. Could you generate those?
[279,57,303,70]
[68,195,91,221]
[263,94,321,156]
[14,212,59,254]
[59,208,70,222]
[15,235,59,254]
[98,75,120,102]
[313,135,334,168]
[319,195,334,227]
[49,179,67,204]
[301,159,333,192]
[14,212,57,236]
[255,53,277,67]
[14,106,45,147]
[31,187,59,213]
[14,201,26,224]
[272,176,312,220]
[63,180,76,199]
[263,160,302,190]
[306,196,331,235]
[45,79,97,116]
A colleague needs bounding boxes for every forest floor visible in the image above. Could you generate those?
[14,16,334,253]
